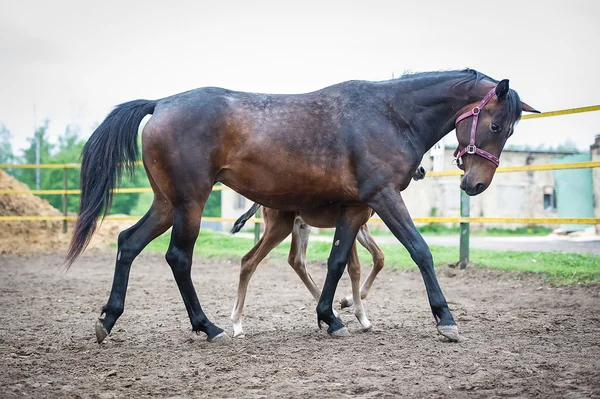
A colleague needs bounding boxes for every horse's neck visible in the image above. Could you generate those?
[389,78,485,152]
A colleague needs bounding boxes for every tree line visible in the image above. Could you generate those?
[0,122,221,216]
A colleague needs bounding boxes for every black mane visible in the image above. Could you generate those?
[399,68,522,123]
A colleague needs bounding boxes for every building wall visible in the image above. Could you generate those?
[384,149,578,229]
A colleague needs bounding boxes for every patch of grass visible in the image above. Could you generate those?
[480,226,553,236]
[135,230,600,285]
[469,249,600,285]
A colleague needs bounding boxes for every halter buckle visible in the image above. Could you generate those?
[472,107,480,115]
[467,145,476,154]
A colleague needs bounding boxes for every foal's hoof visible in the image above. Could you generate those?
[207,331,231,344]
[437,325,461,342]
[339,296,353,309]
[329,326,350,338]
[95,319,109,344]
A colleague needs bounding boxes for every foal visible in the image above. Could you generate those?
[229,166,426,337]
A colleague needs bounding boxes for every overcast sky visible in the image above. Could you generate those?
[1,0,599,154]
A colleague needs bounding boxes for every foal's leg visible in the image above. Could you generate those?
[346,242,373,331]
[341,224,385,309]
[231,211,294,338]
[166,201,227,342]
[368,187,459,341]
[96,199,173,343]
[287,219,340,319]
[316,206,366,336]
[288,220,320,301]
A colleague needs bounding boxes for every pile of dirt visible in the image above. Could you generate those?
[0,169,66,255]
[0,170,135,255]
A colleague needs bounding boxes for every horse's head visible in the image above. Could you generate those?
[454,79,539,196]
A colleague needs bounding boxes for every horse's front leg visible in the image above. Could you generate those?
[368,187,460,342]
[316,206,365,336]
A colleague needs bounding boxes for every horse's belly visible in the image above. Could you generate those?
[218,165,358,211]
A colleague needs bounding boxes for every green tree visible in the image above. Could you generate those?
[0,124,14,164]
[40,125,148,215]
[14,119,54,188]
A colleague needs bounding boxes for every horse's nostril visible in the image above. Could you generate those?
[475,183,484,193]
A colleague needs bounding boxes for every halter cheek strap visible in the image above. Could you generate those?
[453,88,500,168]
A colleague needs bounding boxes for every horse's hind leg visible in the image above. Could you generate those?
[231,210,295,338]
[347,242,372,331]
[288,219,341,319]
[166,201,229,342]
[341,224,384,309]
[96,198,173,343]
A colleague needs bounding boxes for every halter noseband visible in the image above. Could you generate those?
[453,88,500,169]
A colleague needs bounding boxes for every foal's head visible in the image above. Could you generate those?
[454,79,539,196]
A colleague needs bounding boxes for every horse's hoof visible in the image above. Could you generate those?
[329,326,350,338]
[361,324,374,333]
[207,331,231,344]
[95,319,108,344]
[437,325,461,342]
[339,296,352,309]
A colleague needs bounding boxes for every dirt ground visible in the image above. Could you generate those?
[1,250,599,399]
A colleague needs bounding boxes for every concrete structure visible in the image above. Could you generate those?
[401,147,578,229]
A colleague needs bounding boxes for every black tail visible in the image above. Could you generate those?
[230,203,261,234]
[65,99,156,267]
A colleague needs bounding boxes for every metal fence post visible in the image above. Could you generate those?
[459,177,470,269]
[254,206,261,244]
[62,167,68,233]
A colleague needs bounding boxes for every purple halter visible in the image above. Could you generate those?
[453,88,500,169]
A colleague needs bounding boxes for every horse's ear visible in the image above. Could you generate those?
[495,79,509,100]
[521,102,541,113]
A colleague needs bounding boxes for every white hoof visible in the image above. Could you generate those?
[232,321,245,338]
[208,331,232,344]
[95,319,108,344]
[437,325,461,342]
[329,326,350,338]
[340,295,353,309]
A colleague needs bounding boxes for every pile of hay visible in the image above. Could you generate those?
[0,169,136,256]
[0,169,66,255]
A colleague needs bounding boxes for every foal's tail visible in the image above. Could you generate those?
[65,99,157,267]
[230,203,262,234]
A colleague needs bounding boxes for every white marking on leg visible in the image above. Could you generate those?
[231,303,245,338]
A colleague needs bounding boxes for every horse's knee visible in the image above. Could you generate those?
[165,246,190,275]
[289,257,307,272]
[287,253,295,266]
[373,251,385,271]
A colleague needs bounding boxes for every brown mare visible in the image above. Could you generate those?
[66,69,538,344]
[229,166,426,338]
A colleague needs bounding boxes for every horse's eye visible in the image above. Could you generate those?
[491,122,502,133]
